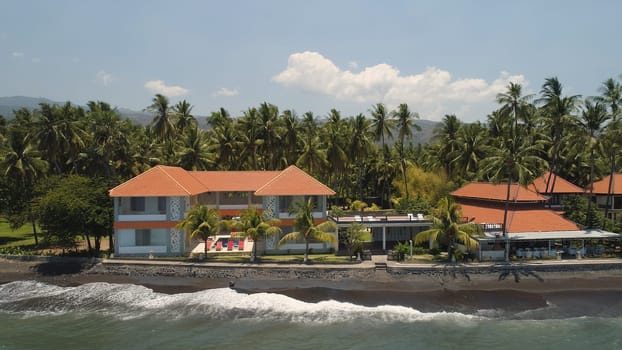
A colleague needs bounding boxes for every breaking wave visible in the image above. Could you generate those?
[0,280,480,324]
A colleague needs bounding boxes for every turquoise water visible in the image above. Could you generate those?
[1,281,621,350]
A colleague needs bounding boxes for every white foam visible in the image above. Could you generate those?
[0,281,481,324]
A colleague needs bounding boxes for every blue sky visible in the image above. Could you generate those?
[1,0,620,122]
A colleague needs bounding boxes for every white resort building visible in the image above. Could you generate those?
[109,165,336,257]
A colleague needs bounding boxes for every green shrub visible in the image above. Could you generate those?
[393,242,411,261]
[429,247,441,256]
[412,246,426,255]
[0,246,33,255]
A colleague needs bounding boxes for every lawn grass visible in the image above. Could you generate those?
[0,218,38,248]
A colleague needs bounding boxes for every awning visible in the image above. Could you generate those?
[509,229,620,241]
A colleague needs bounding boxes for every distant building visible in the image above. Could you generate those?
[109,165,336,256]
[590,173,622,223]
[529,171,584,207]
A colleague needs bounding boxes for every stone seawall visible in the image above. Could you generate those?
[87,261,377,281]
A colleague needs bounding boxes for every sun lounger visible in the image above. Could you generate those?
[206,240,212,251]
[233,239,239,249]
[227,240,234,251]
[238,239,245,251]
[216,241,223,251]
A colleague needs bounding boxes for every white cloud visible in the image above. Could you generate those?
[273,51,527,121]
[11,51,24,58]
[144,80,189,96]
[348,61,359,69]
[212,87,239,97]
[96,70,113,86]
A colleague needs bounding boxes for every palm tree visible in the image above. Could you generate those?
[595,77,622,225]
[596,77,622,121]
[347,114,373,200]
[172,100,196,134]
[281,109,302,166]
[450,122,490,181]
[480,128,547,261]
[278,198,337,263]
[414,197,482,262]
[432,114,462,179]
[323,109,348,193]
[238,107,263,170]
[147,94,174,142]
[601,118,622,224]
[537,77,580,196]
[370,103,395,207]
[175,125,214,170]
[146,94,175,161]
[296,134,327,176]
[257,102,282,170]
[496,82,534,130]
[176,205,227,255]
[211,120,242,170]
[579,100,609,227]
[392,103,420,198]
[1,125,48,245]
[207,107,232,130]
[232,207,282,261]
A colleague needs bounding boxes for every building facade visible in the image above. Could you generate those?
[109,165,336,256]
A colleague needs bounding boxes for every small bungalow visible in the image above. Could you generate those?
[109,165,336,257]
[529,171,585,208]
[590,173,622,223]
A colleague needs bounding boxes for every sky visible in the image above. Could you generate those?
[1,0,621,122]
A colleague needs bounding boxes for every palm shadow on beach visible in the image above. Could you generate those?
[432,262,545,286]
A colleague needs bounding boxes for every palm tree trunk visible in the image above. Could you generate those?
[604,153,616,226]
[587,147,596,227]
[401,159,409,200]
[502,175,512,262]
[31,220,39,246]
[304,240,309,263]
[251,239,257,262]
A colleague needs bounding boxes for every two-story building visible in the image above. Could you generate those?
[109,165,336,256]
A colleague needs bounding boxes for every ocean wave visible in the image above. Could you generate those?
[0,280,481,324]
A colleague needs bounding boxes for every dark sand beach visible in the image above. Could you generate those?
[3,256,622,315]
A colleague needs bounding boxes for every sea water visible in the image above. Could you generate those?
[1,281,621,350]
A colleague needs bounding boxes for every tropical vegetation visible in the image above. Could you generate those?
[1,74,622,256]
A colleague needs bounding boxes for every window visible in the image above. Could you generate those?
[135,229,150,245]
[130,197,145,212]
[279,196,295,213]
[158,197,166,213]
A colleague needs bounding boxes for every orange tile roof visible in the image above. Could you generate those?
[529,172,583,194]
[451,182,548,202]
[109,165,335,197]
[459,203,581,233]
[590,173,622,194]
[255,165,336,196]
[109,165,208,197]
[190,171,280,192]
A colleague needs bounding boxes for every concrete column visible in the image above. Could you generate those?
[382,226,386,250]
